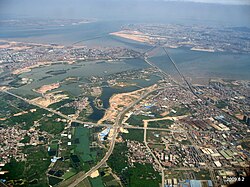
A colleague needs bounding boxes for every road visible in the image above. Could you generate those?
[143,120,165,187]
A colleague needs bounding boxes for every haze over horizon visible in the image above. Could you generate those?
[164,0,250,5]
[0,0,249,27]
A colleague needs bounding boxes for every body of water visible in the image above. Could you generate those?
[149,47,250,81]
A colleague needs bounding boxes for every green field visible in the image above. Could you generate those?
[216,100,228,109]
[168,105,191,117]
[2,145,50,187]
[126,115,151,126]
[108,142,161,187]
[73,127,92,162]
[39,115,65,135]
[147,130,161,142]
[20,135,31,143]
[59,106,77,115]
[101,174,120,187]
[122,129,144,142]
[0,92,35,118]
[5,108,47,130]
[90,176,105,187]
[48,98,74,109]
[148,119,174,128]
[62,169,77,180]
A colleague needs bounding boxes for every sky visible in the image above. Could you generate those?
[164,0,250,5]
[0,0,249,26]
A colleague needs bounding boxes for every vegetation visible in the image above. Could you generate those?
[122,129,144,142]
[7,109,47,130]
[2,158,25,179]
[2,146,50,187]
[216,100,228,109]
[39,117,65,135]
[73,127,92,162]
[59,106,77,115]
[90,176,105,187]
[0,92,35,118]
[168,105,191,117]
[108,143,128,174]
[195,170,211,180]
[148,119,174,128]
[128,163,161,187]
[181,139,192,145]
[20,135,31,143]
[48,98,74,109]
[126,115,151,126]
[62,169,77,180]
[101,173,120,187]
[147,130,161,142]
[108,142,161,187]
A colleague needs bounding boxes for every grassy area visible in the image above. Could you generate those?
[148,119,174,128]
[168,105,191,117]
[108,143,128,174]
[181,140,192,145]
[108,142,160,187]
[2,158,25,179]
[89,176,105,187]
[39,116,65,135]
[75,178,92,187]
[59,106,77,115]
[128,163,161,187]
[20,135,31,143]
[73,127,92,162]
[126,115,151,126]
[147,130,161,142]
[48,98,74,109]
[0,92,36,118]
[216,100,228,109]
[2,145,50,186]
[71,126,104,174]
[195,170,211,180]
[7,108,47,130]
[62,169,77,180]
[0,98,20,118]
[122,129,144,142]
[101,174,120,187]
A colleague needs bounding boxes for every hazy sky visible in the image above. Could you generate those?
[0,0,249,26]
[164,0,250,5]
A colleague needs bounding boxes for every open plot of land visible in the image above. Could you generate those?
[39,115,65,135]
[126,114,152,127]
[147,119,174,128]
[122,129,144,142]
[73,127,92,162]
[31,91,69,107]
